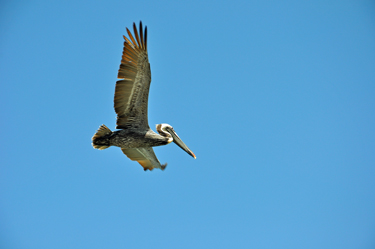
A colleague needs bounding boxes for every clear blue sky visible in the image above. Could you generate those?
[1,1,375,248]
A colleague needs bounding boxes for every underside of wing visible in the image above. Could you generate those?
[121,147,167,171]
[115,21,151,130]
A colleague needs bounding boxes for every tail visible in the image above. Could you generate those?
[92,124,112,150]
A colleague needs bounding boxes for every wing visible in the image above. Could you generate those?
[121,147,167,171]
[115,21,151,130]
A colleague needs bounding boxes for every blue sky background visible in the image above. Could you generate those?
[1,0,375,248]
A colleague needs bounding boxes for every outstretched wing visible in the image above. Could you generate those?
[114,22,151,130]
[121,147,167,171]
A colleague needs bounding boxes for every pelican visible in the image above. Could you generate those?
[92,21,196,171]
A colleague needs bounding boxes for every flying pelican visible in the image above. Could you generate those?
[92,21,196,171]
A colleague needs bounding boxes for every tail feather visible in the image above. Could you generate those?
[92,124,112,150]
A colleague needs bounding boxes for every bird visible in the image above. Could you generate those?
[92,21,196,171]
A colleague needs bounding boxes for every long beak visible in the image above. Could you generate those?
[166,127,196,159]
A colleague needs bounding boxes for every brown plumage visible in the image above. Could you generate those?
[92,22,196,171]
[115,22,151,130]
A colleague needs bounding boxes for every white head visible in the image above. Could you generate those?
[156,123,196,159]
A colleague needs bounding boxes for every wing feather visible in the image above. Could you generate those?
[132,22,141,48]
[121,147,167,171]
[126,28,138,49]
[115,21,151,130]
[144,26,148,51]
[139,22,144,49]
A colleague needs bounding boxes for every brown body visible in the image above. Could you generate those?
[92,22,195,171]
[93,127,169,149]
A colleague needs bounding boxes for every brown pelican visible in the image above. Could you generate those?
[92,21,196,171]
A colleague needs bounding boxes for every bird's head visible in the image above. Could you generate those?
[156,123,196,159]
